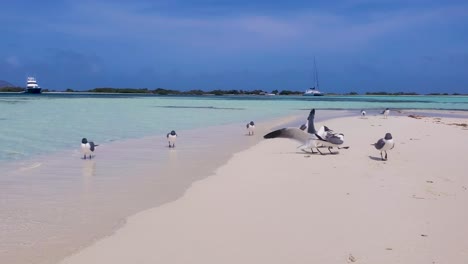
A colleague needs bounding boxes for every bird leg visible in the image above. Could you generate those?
[310,148,317,154]
[328,147,334,154]
[384,151,388,160]
[380,152,384,160]
[83,154,86,160]
[316,148,324,155]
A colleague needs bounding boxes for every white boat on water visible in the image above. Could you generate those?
[304,87,323,96]
[303,57,324,96]
[25,77,42,94]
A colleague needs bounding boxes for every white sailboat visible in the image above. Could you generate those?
[303,57,324,96]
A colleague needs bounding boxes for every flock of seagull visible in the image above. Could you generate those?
[80,109,394,161]
[264,108,395,160]
[80,120,255,159]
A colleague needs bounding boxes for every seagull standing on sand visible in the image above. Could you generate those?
[81,138,98,159]
[246,121,255,135]
[167,130,177,148]
[381,108,390,119]
[264,109,345,154]
[373,133,394,160]
[361,110,366,117]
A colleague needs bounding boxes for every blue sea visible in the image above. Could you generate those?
[1,93,467,162]
[1,93,468,264]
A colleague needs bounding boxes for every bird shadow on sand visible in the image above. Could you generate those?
[369,155,385,161]
[293,150,339,155]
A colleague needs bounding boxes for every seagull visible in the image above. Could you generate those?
[300,116,343,143]
[373,133,395,160]
[361,110,366,117]
[313,125,346,153]
[246,121,255,135]
[81,138,98,159]
[301,112,345,150]
[167,130,177,148]
[264,109,345,155]
[381,108,390,119]
[317,126,345,144]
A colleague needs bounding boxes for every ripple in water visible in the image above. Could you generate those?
[3,150,25,158]
[18,162,42,171]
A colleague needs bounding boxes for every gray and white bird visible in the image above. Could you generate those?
[373,133,395,160]
[264,109,345,154]
[381,108,390,119]
[246,121,255,135]
[360,109,366,117]
[299,117,344,141]
[167,130,177,148]
[316,126,345,144]
[81,138,99,159]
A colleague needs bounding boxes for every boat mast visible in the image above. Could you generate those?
[314,57,319,90]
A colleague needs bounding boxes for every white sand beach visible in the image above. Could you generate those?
[58,111,468,264]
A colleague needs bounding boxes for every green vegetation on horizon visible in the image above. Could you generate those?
[0,86,25,92]
[0,86,466,96]
[69,87,305,96]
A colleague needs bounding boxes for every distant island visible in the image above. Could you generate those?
[74,88,306,96]
[0,82,466,96]
[0,80,24,92]
[0,86,305,95]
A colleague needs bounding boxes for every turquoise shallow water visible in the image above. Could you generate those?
[1,93,467,162]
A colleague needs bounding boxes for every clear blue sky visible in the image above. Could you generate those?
[1,0,467,93]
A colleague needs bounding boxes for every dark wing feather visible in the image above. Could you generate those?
[264,128,310,144]
[306,109,316,134]
[324,131,344,145]
[326,135,344,145]
[89,142,98,152]
[374,138,385,150]
[314,133,324,140]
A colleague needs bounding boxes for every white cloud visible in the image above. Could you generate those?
[20,1,468,56]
